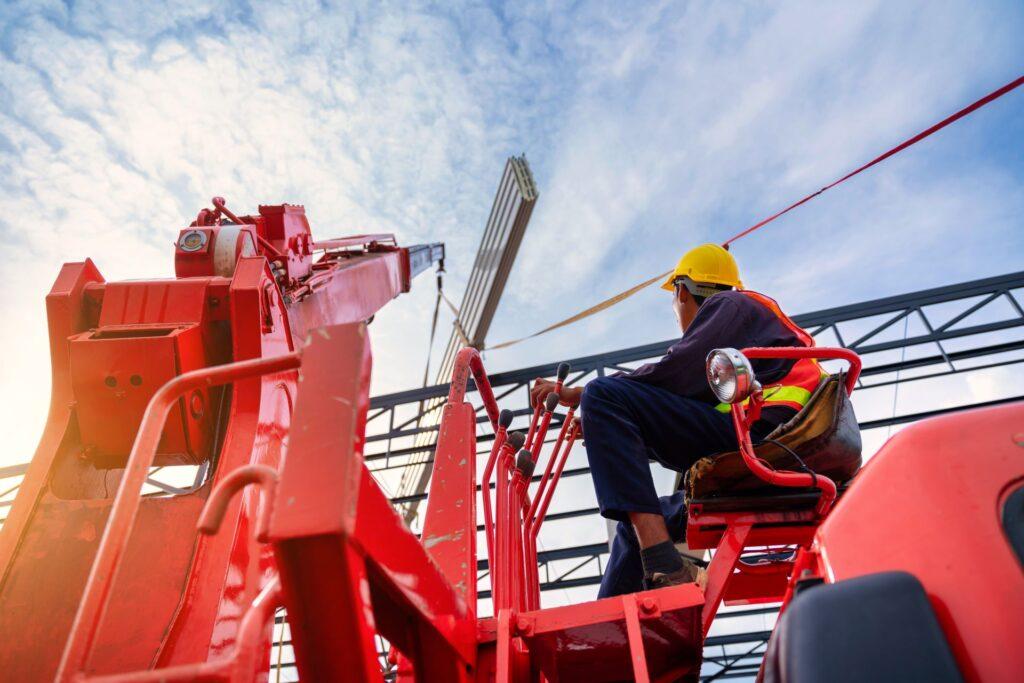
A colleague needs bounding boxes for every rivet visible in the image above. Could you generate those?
[640,598,657,613]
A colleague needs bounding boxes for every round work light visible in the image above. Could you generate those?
[705,348,757,404]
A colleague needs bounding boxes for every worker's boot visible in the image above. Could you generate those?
[648,559,708,591]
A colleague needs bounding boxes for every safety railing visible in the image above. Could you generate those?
[479,359,581,613]
[55,352,301,683]
[446,347,501,428]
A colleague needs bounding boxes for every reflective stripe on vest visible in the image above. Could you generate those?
[713,290,825,413]
[714,365,824,413]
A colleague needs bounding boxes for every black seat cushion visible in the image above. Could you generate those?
[760,571,963,683]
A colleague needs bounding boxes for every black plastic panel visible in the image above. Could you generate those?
[761,571,963,683]
[1002,483,1024,568]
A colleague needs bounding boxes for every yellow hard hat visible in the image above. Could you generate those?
[660,243,743,292]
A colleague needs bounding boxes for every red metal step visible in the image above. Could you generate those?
[480,584,704,682]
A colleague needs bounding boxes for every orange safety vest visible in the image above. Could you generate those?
[714,290,826,414]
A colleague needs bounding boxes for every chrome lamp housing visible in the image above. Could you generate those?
[705,348,758,404]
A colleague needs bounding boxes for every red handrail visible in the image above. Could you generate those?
[741,346,861,395]
[448,348,504,602]
[197,464,279,544]
[480,429,509,575]
[55,353,301,682]
[447,348,500,430]
[524,421,580,609]
[729,346,861,517]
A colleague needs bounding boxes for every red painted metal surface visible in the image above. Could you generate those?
[196,464,279,544]
[479,584,703,682]
[481,426,510,576]
[422,400,479,608]
[268,325,475,681]
[686,508,819,551]
[55,353,301,681]
[699,521,752,638]
[446,348,501,429]
[78,569,282,683]
[0,199,439,681]
[811,402,1024,682]
[312,233,396,250]
[0,258,294,680]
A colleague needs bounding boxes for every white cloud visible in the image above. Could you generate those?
[493,0,1024,368]
[1,0,1022,474]
[0,0,565,463]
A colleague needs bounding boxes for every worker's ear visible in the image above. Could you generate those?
[674,284,688,304]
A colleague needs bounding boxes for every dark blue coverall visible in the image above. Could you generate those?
[581,290,803,598]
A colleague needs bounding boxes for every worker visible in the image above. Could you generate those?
[530,244,823,595]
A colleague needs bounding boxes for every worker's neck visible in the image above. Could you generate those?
[680,299,700,333]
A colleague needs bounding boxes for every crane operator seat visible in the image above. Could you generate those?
[685,372,862,510]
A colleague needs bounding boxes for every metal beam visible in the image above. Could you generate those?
[406,242,446,281]
[397,155,539,522]
[368,270,1024,411]
[379,394,1024,507]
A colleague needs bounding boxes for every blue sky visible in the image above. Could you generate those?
[1,0,1023,466]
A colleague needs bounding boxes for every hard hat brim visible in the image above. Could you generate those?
[660,273,676,292]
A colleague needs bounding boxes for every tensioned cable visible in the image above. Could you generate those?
[721,73,1024,246]
[470,73,1024,352]
[887,314,911,438]
[486,271,671,351]
[440,289,473,347]
[420,273,444,389]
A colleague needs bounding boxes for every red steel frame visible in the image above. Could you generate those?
[0,200,440,682]
[687,346,861,636]
[55,354,301,682]
[802,401,1024,682]
[127,342,853,682]
[265,338,483,681]
[474,348,864,681]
